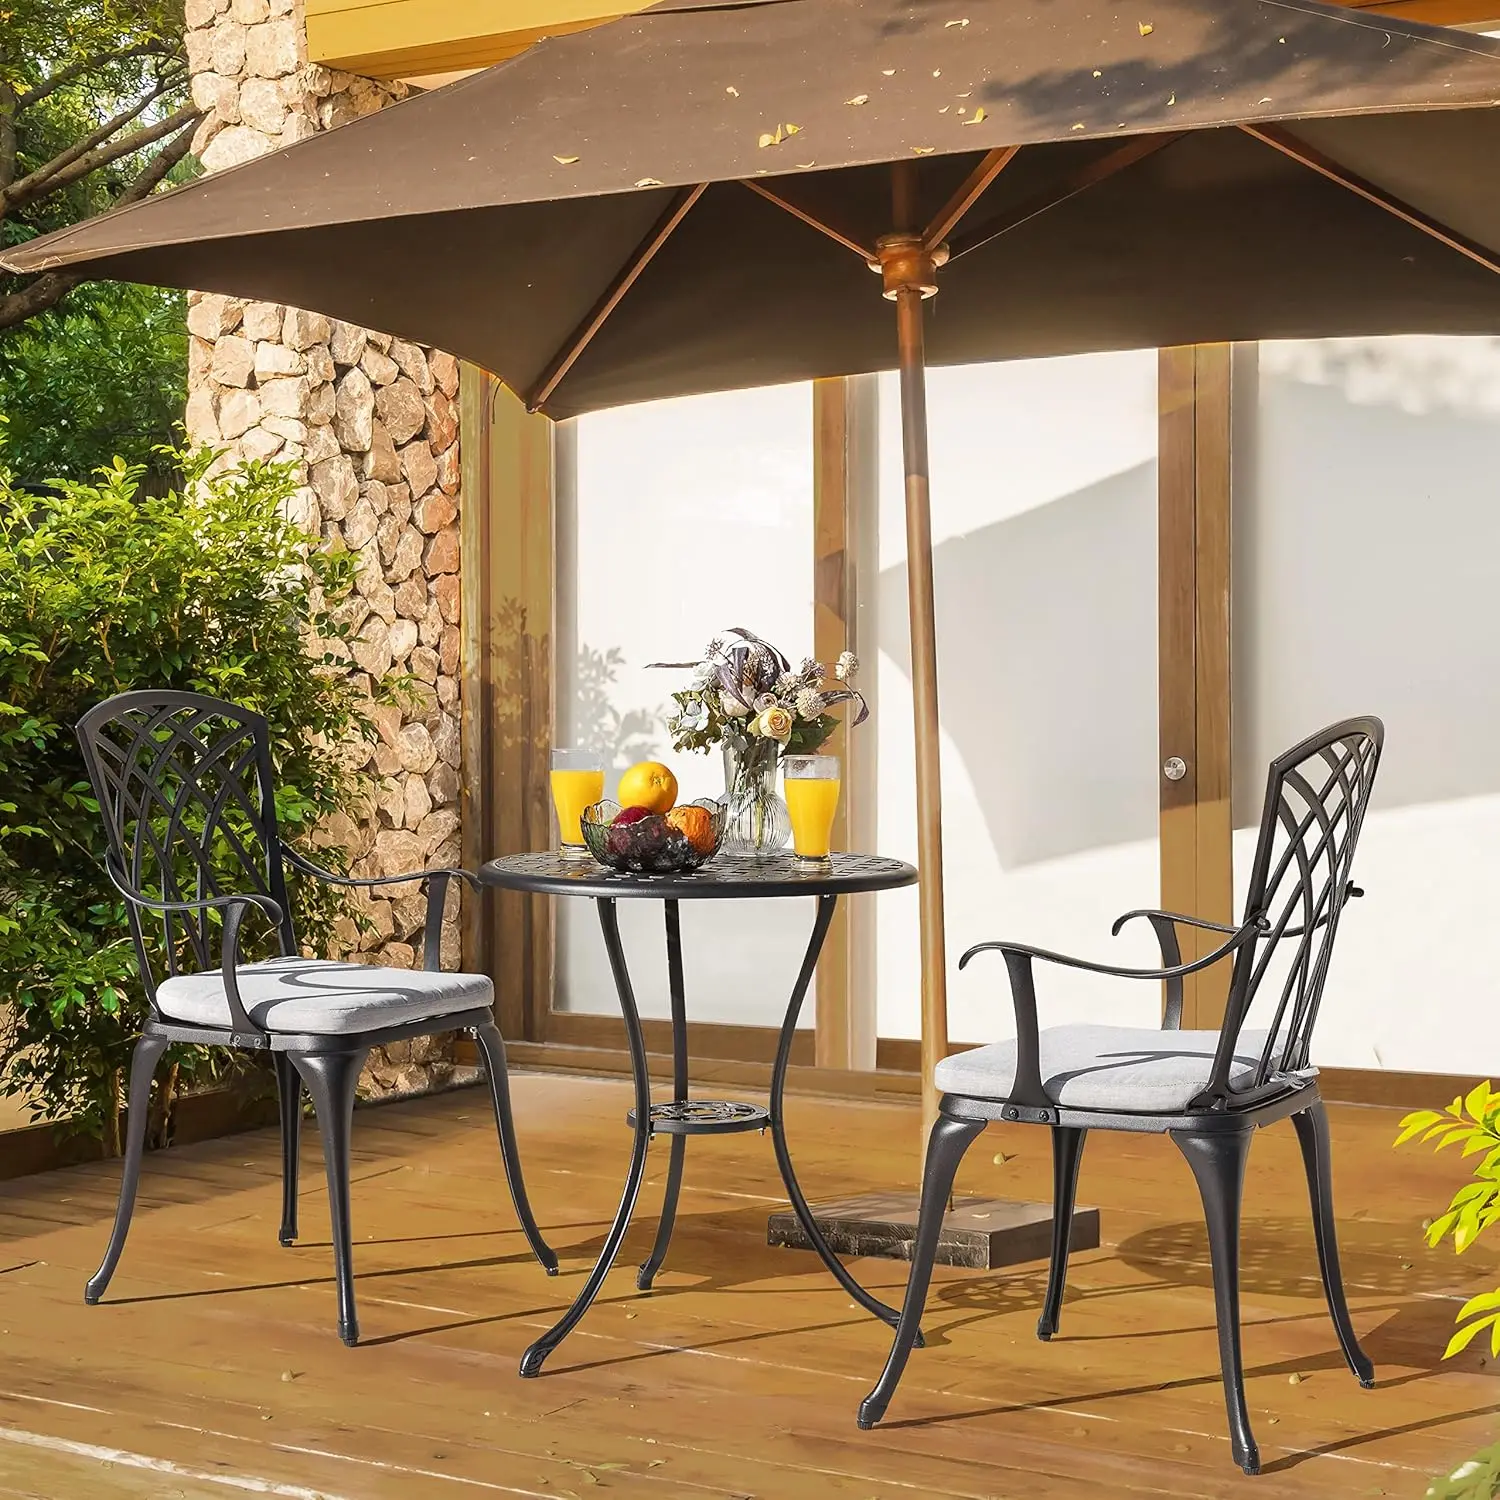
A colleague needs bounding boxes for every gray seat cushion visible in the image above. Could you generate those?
[933,1025,1277,1112]
[156,957,492,1035]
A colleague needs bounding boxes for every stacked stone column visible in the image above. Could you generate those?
[184,0,470,1097]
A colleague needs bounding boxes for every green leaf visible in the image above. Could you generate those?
[1444,1312,1500,1359]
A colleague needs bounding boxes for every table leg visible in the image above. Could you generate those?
[769,893,910,1334]
[519,897,653,1377]
[637,900,688,1291]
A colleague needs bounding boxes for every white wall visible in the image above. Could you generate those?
[1233,337,1500,1074]
[873,351,1163,1043]
[555,382,819,1025]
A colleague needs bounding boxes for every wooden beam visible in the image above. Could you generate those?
[922,145,1020,249]
[526,184,706,413]
[739,180,874,262]
[460,370,556,1042]
[1157,345,1234,1031]
[812,377,879,1072]
[306,0,1500,85]
[947,135,1183,263]
[305,0,642,80]
[1241,123,1500,280]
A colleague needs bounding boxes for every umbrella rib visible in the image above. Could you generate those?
[526,183,708,412]
[923,146,1021,249]
[945,132,1185,262]
[1240,122,1500,278]
[739,179,874,260]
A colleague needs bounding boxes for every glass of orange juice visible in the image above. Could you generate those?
[783,755,840,864]
[551,749,605,858]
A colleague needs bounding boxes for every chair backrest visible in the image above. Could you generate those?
[1206,716,1383,1103]
[76,691,296,1008]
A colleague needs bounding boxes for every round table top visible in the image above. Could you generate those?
[478,850,917,900]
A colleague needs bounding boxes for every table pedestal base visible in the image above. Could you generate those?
[767,1192,1101,1271]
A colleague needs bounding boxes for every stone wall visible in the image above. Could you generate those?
[183,0,471,1099]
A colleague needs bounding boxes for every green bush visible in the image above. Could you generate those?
[0,432,371,1151]
[0,283,188,490]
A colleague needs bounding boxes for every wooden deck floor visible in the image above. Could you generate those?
[0,1071,1494,1499]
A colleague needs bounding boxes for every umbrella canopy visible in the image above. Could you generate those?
[7,0,1500,420]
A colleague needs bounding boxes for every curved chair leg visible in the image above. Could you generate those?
[1292,1100,1374,1387]
[85,1034,169,1305]
[473,1019,558,1275]
[292,1049,366,1347]
[1037,1125,1087,1340]
[273,1051,302,1247]
[1174,1127,1258,1476]
[857,1113,986,1430]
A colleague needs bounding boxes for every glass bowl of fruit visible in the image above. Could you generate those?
[580,798,725,875]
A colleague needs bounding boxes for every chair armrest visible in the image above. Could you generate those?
[1109,908,1243,1029]
[955,919,1265,1118]
[103,853,278,1036]
[283,847,480,971]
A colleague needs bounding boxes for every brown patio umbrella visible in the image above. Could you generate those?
[11,0,1500,1138]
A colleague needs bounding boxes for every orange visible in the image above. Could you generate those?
[617,760,677,814]
[666,804,716,854]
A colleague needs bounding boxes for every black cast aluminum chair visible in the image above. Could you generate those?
[859,717,1383,1475]
[76,690,557,1345]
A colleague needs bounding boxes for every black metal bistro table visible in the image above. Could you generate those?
[478,850,917,1376]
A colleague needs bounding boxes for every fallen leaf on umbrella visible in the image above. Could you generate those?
[846,94,870,105]
[961,106,987,125]
[554,155,580,164]
[1167,92,1176,104]
[1072,122,1085,130]
[796,160,817,168]
[758,128,782,147]
[1093,69,1103,76]
[992,1152,1009,1165]
[726,84,739,95]
[786,122,802,134]
[912,145,936,154]
[932,68,942,77]
[882,67,897,75]
[1139,20,1154,33]
[635,176,664,187]
[1288,1372,1304,1385]
[945,16,970,25]
[1257,96,1272,103]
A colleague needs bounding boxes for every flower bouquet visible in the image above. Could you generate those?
[651,628,868,856]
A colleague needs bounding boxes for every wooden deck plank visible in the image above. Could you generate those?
[0,1074,1491,1497]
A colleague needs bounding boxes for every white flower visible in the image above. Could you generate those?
[752,705,794,743]
[754,692,778,712]
[835,650,859,681]
[720,690,751,717]
[775,671,801,695]
[796,688,827,719]
[679,699,708,728]
[691,661,717,689]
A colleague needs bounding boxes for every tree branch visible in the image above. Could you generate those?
[0,81,16,196]
[1,102,199,217]
[15,43,176,113]
[113,117,195,208]
[0,80,176,214]
[0,269,82,331]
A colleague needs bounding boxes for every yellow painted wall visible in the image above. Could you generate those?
[304,0,650,80]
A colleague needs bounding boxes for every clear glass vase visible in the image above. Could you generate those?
[720,737,790,858]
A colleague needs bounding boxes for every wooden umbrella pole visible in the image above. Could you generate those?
[873,208,951,1155]
[894,282,949,1152]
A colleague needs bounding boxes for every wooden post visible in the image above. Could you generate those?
[459,367,556,1041]
[812,375,879,1072]
[1157,344,1234,1029]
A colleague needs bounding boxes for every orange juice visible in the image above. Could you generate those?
[551,767,604,846]
[785,776,840,859]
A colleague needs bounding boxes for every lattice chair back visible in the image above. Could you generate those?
[76,690,297,1012]
[1206,716,1383,1104]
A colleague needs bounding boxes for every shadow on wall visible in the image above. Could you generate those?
[880,459,1159,869]
[572,643,664,771]
[1233,341,1500,825]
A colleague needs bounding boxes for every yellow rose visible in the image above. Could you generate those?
[752,705,794,743]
